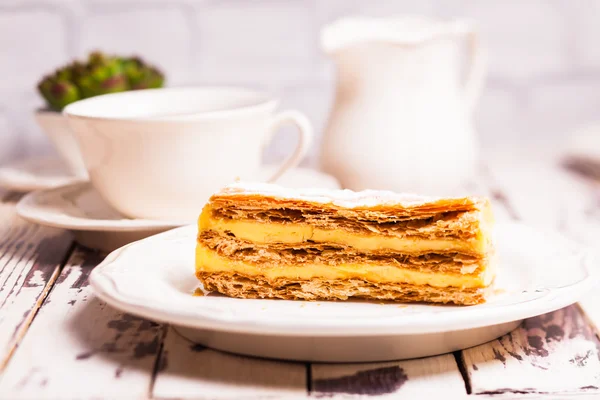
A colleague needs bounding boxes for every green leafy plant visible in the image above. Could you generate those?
[37,51,165,111]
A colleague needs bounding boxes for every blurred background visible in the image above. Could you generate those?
[1,0,599,166]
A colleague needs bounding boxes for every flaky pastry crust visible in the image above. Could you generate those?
[197,271,488,305]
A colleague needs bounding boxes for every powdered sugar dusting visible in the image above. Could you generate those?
[215,181,479,209]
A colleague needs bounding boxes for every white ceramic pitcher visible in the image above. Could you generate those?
[320,16,486,195]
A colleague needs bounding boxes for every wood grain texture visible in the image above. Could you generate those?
[152,327,307,399]
[462,305,600,395]
[0,247,165,399]
[310,354,467,398]
[487,159,600,244]
[0,194,73,371]
[456,159,600,396]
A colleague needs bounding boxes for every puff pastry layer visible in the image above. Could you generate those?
[195,182,496,305]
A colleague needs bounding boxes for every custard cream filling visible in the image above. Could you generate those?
[199,213,489,254]
[196,245,494,289]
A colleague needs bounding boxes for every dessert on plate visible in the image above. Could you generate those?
[195,182,495,305]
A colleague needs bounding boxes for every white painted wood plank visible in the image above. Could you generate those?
[462,305,600,395]
[310,354,467,398]
[0,193,73,371]
[152,327,307,399]
[487,158,600,245]
[0,247,165,400]
[456,157,600,396]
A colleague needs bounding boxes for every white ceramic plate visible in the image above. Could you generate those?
[0,156,84,192]
[16,167,341,252]
[90,222,598,362]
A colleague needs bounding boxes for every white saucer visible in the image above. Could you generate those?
[16,167,341,252]
[17,182,183,252]
[0,156,84,192]
[90,222,598,362]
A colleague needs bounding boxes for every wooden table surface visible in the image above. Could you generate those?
[0,157,600,400]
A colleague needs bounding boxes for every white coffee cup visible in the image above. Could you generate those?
[34,110,89,179]
[63,87,313,221]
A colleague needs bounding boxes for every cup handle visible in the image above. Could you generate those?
[262,110,314,183]
[463,27,487,112]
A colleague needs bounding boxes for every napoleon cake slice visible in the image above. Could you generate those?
[195,182,495,305]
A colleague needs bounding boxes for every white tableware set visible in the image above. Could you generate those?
[9,87,341,252]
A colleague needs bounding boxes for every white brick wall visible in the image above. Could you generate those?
[0,0,598,166]
[459,0,570,80]
[0,8,69,92]
[80,5,193,85]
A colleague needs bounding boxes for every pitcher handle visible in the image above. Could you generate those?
[464,27,486,112]
[262,110,314,183]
